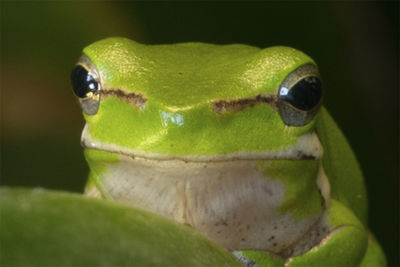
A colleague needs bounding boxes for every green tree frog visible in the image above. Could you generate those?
[71,37,386,266]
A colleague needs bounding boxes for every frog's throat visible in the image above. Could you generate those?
[81,123,323,162]
[85,145,330,253]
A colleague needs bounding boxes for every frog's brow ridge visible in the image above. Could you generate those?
[211,94,277,114]
[101,89,147,109]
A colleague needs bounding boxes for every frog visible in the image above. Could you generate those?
[71,37,386,266]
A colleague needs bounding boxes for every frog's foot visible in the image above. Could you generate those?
[235,200,386,267]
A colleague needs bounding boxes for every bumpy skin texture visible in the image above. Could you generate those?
[78,38,386,266]
[1,188,242,267]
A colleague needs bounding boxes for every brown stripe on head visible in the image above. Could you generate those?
[101,89,147,109]
[211,94,278,114]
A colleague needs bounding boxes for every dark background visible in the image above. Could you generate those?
[1,2,398,266]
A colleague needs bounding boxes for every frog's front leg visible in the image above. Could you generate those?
[236,199,386,267]
[284,199,386,267]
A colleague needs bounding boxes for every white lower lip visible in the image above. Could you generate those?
[81,122,323,162]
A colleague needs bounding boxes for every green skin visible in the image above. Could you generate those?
[75,37,386,266]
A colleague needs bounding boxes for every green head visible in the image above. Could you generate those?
[71,37,322,159]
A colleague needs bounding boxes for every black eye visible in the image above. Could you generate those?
[277,64,323,126]
[71,56,101,115]
[278,76,322,111]
[71,65,100,98]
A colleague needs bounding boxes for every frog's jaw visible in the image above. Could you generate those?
[84,152,327,253]
[81,122,323,161]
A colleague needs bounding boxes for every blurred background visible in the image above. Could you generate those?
[1,2,398,265]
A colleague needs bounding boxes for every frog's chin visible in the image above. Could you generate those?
[81,123,323,162]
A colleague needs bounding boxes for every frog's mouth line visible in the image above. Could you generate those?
[81,123,323,163]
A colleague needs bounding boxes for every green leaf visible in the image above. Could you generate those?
[0,187,242,267]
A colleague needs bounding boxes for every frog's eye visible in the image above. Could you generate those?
[71,65,99,98]
[71,55,101,115]
[277,64,323,126]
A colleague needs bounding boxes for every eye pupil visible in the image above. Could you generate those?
[71,65,99,98]
[279,76,322,111]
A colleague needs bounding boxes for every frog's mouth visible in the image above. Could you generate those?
[81,123,323,162]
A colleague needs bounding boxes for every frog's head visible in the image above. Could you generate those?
[71,37,323,160]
